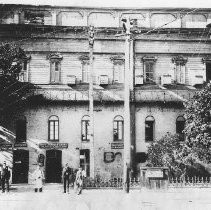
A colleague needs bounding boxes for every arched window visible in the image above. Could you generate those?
[176,116,185,141]
[16,117,27,142]
[113,116,124,141]
[145,116,155,142]
[48,116,59,141]
[81,115,90,141]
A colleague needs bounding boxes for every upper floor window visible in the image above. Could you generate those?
[145,116,155,142]
[79,55,90,83]
[16,117,27,143]
[142,56,157,84]
[82,115,90,141]
[113,115,124,141]
[110,56,124,83]
[48,53,63,84]
[176,116,185,141]
[172,55,187,84]
[48,115,59,141]
[18,55,31,82]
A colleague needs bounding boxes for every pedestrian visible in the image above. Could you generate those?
[33,165,44,192]
[63,163,71,193]
[1,162,11,193]
[74,167,85,195]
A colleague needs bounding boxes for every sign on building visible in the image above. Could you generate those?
[111,142,124,149]
[0,143,13,151]
[39,143,68,149]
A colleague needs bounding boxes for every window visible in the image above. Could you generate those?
[48,116,59,141]
[113,116,124,141]
[50,61,61,83]
[81,115,90,141]
[110,56,124,83]
[172,56,187,84]
[142,56,157,84]
[16,118,27,143]
[144,62,154,83]
[82,63,90,83]
[145,116,155,142]
[176,116,185,141]
[48,53,63,84]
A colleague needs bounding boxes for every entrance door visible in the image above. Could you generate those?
[46,150,62,183]
[206,63,211,82]
[80,149,90,177]
[13,150,29,183]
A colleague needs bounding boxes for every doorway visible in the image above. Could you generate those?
[12,150,29,183]
[80,149,90,177]
[46,150,62,183]
[206,63,211,82]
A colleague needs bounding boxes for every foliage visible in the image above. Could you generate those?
[0,43,33,110]
[184,83,211,164]
[147,133,198,177]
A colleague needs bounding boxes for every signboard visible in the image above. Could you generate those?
[0,143,13,151]
[146,169,163,178]
[39,143,68,149]
[111,142,124,149]
[14,143,27,148]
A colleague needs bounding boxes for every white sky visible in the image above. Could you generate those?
[0,0,211,9]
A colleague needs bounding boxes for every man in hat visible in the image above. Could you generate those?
[63,163,71,193]
[1,162,11,193]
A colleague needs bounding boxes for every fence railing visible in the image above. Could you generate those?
[169,177,211,188]
[83,176,211,189]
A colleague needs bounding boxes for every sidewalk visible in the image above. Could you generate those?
[0,185,211,210]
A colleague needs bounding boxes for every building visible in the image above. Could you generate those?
[0,4,211,183]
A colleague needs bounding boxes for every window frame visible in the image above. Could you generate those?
[81,115,90,142]
[48,115,59,141]
[145,116,155,142]
[176,116,185,141]
[113,115,124,141]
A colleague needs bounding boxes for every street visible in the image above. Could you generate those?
[0,185,211,210]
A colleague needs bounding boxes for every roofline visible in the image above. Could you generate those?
[1,3,211,11]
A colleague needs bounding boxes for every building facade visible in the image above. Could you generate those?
[0,4,211,183]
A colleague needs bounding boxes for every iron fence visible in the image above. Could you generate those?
[83,176,211,189]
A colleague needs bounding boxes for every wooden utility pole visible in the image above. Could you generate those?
[88,25,95,178]
[122,18,132,193]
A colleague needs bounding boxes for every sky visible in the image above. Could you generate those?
[0,0,211,9]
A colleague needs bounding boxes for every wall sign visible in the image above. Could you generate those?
[14,143,27,148]
[146,169,163,178]
[104,152,122,163]
[39,143,68,149]
[111,142,124,149]
[0,144,13,151]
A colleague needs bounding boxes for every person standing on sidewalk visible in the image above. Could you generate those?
[33,165,44,192]
[63,163,71,193]
[1,162,11,193]
[74,167,86,195]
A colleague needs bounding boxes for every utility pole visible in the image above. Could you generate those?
[88,25,95,178]
[122,18,133,193]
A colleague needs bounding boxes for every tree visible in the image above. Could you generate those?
[0,43,32,111]
[147,133,190,177]
[184,83,211,164]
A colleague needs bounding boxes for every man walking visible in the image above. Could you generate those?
[1,162,11,193]
[74,167,85,195]
[63,163,71,193]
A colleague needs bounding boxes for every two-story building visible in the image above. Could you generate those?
[0,4,211,183]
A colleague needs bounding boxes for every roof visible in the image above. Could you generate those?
[31,84,197,103]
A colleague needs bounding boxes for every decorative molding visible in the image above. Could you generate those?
[47,53,63,61]
[172,55,188,66]
[142,56,157,62]
[110,55,125,65]
[202,56,211,63]
[79,54,90,64]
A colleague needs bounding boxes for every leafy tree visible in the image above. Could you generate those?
[0,43,32,111]
[184,83,211,164]
[147,133,190,177]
